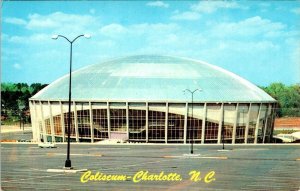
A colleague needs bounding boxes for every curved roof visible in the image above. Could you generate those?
[32,55,275,102]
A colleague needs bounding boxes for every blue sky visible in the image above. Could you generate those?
[2,1,300,86]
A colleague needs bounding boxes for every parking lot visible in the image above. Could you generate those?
[1,143,300,191]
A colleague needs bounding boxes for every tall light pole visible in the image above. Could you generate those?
[52,34,90,168]
[184,88,201,154]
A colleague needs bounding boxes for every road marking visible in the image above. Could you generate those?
[47,153,102,157]
[47,168,88,173]
[234,148,269,151]
[217,149,231,152]
[101,159,165,171]
[163,155,227,159]
[87,147,130,150]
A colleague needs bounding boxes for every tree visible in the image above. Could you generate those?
[261,83,300,117]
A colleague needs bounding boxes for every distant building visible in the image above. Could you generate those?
[274,118,300,131]
[29,55,276,144]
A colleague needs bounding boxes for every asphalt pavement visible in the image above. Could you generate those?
[1,143,300,191]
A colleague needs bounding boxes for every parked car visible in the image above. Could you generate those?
[38,142,57,148]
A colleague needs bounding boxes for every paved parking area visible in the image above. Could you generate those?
[1,143,300,191]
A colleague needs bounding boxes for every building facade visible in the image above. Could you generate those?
[29,55,276,144]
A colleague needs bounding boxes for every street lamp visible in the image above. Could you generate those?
[52,34,90,169]
[183,88,202,154]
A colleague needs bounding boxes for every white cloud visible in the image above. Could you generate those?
[191,1,244,13]
[4,17,27,25]
[100,23,127,37]
[8,34,51,44]
[171,11,201,21]
[291,7,300,14]
[218,40,279,52]
[13,63,22,70]
[211,16,285,38]
[146,1,169,8]
[26,12,98,34]
[131,23,178,34]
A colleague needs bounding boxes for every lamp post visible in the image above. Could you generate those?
[52,34,90,168]
[183,88,201,154]
[18,101,25,130]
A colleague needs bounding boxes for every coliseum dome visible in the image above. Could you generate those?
[30,55,276,144]
[32,55,275,102]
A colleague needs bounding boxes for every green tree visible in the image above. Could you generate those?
[261,83,300,117]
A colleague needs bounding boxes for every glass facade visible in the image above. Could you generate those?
[110,109,126,132]
[205,104,221,143]
[148,110,165,142]
[223,104,235,143]
[168,113,184,142]
[93,109,108,140]
[129,109,146,141]
[77,109,91,140]
[53,116,62,135]
[235,104,248,143]
[63,112,76,137]
[30,101,276,144]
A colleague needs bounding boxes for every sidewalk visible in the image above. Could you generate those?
[0,125,32,133]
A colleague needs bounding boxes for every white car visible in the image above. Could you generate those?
[38,142,57,148]
[273,134,295,143]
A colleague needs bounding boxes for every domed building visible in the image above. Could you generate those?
[29,55,276,144]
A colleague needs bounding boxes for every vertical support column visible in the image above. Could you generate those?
[201,103,207,144]
[254,103,262,144]
[232,103,239,144]
[269,103,276,142]
[89,102,94,143]
[244,103,252,144]
[74,101,79,142]
[126,102,129,141]
[107,102,111,139]
[39,101,47,142]
[164,102,168,144]
[184,102,188,144]
[48,101,55,143]
[217,103,224,144]
[145,102,149,143]
[60,101,65,142]
[262,104,270,143]
[32,101,40,142]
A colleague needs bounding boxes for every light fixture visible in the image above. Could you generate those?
[51,35,59,40]
[84,34,91,39]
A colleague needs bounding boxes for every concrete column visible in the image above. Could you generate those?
[126,102,129,141]
[74,102,79,142]
[48,101,55,143]
[89,102,94,143]
[32,101,40,142]
[254,103,262,144]
[107,102,111,139]
[60,101,65,142]
[145,102,149,143]
[39,101,47,142]
[269,103,276,142]
[201,103,207,144]
[262,104,270,143]
[183,102,188,144]
[232,103,239,144]
[244,103,252,144]
[164,102,168,144]
[217,103,224,144]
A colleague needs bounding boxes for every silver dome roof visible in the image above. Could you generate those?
[31,55,275,102]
